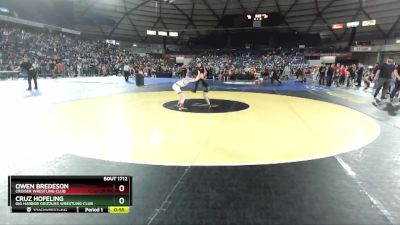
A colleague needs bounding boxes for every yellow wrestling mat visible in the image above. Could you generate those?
[1,91,380,166]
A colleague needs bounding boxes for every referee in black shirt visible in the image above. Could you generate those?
[20,58,37,91]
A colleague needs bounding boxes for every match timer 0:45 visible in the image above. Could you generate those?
[8,176,132,214]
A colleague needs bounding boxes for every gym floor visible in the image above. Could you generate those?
[1,76,399,225]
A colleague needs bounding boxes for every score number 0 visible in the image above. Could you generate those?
[118,185,126,205]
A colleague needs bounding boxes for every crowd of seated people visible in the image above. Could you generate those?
[0,26,174,78]
[179,50,308,83]
[2,25,398,101]
[1,25,311,82]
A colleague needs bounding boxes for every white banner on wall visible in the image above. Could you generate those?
[308,59,322,66]
[175,57,184,63]
[321,56,336,64]
[352,46,373,52]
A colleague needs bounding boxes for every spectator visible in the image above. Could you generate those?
[28,59,39,90]
[319,64,326,85]
[356,63,364,87]
[389,64,400,102]
[373,58,395,100]
[123,63,130,82]
[326,64,334,87]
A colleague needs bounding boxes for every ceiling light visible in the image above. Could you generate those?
[169,32,178,37]
[346,21,360,28]
[332,24,345,29]
[362,20,376,27]
[146,30,156,35]
[158,31,168,36]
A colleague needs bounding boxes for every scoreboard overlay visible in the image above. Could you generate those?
[8,176,132,213]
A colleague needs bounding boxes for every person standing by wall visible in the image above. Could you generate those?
[28,59,39,90]
[326,64,334,87]
[19,57,32,90]
[55,61,64,78]
[333,63,341,87]
[389,64,400,103]
[49,60,55,78]
[270,67,282,85]
[356,63,364,87]
[123,62,130,82]
[77,62,82,77]
[364,67,374,90]
[347,64,356,87]
[339,65,347,86]
[283,64,291,80]
[373,58,395,100]
[372,62,379,89]
[312,66,318,81]
[318,64,326,85]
